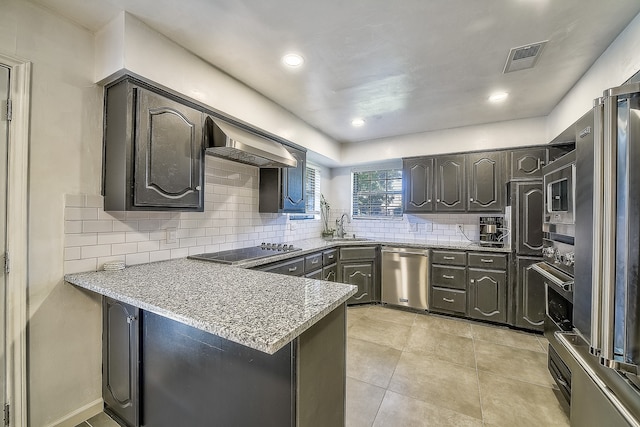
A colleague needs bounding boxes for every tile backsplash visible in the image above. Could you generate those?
[63,157,322,274]
[64,157,502,274]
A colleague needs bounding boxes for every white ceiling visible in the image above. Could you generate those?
[30,0,640,143]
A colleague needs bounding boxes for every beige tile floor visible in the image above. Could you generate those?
[346,304,570,427]
[79,304,570,427]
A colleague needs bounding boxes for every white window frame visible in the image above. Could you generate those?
[351,167,403,219]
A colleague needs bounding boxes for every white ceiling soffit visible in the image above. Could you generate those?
[503,41,548,73]
[27,0,640,144]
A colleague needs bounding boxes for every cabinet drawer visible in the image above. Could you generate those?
[431,265,467,290]
[431,287,466,313]
[305,253,323,272]
[261,258,305,276]
[340,246,376,261]
[431,250,466,266]
[468,253,507,270]
[305,269,322,279]
[323,249,338,266]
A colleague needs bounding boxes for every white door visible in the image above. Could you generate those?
[0,64,9,421]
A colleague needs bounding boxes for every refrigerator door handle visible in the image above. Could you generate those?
[599,93,619,364]
[590,99,605,356]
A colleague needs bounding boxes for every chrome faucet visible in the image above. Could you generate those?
[336,213,351,238]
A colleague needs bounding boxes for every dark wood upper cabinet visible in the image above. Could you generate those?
[467,151,505,212]
[435,155,466,212]
[403,157,434,213]
[514,181,544,255]
[509,148,546,180]
[103,77,204,211]
[259,145,306,213]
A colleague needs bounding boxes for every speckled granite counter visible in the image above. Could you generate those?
[236,237,511,269]
[65,258,357,354]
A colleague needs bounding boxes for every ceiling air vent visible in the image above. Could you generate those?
[503,40,548,73]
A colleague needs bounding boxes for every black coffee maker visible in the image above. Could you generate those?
[479,216,504,246]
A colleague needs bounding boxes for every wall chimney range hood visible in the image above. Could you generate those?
[204,116,297,168]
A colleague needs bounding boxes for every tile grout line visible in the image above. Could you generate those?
[471,331,487,426]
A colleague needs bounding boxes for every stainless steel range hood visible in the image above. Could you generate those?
[204,116,297,168]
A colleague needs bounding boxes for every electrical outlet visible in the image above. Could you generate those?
[166,227,177,244]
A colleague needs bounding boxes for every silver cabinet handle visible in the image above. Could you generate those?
[443,256,455,260]
[442,274,455,279]
[470,198,474,202]
[427,199,432,202]
[470,279,475,283]
[328,255,334,259]
[288,266,298,272]
[324,271,335,281]
[311,259,320,264]
[436,199,441,202]
[480,259,494,263]
[442,297,455,303]
[353,292,369,301]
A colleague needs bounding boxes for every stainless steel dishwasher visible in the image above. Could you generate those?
[381,246,429,310]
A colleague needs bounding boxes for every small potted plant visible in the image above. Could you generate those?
[320,194,335,238]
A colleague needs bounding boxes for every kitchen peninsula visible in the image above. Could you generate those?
[65,258,356,427]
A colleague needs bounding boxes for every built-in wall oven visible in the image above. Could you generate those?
[531,150,577,408]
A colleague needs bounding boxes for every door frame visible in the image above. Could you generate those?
[0,52,31,427]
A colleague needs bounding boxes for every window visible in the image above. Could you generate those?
[290,164,320,220]
[305,165,321,213]
[352,169,403,218]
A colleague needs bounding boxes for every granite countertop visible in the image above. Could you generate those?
[236,237,511,269]
[65,258,357,355]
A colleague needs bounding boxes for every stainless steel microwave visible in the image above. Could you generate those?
[543,151,576,226]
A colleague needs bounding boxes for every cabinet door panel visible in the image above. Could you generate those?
[103,298,139,427]
[510,148,546,179]
[342,262,373,304]
[516,182,543,255]
[282,147,306,212]
[467,269,507,323]
[515,257,546,331]
[403,158,433,212]
[467,152,504,211]
[134,88,202,209]
[435,155,465,212]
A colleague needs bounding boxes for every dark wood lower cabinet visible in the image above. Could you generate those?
[103,299,346,427]
[514,256,546,331]
[103,298,140,427]
[342,262,374,304]
[467,268,507,323]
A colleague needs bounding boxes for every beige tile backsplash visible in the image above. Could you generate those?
[64,157,499,274]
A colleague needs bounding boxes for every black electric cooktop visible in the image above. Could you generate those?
[188,243,301,265]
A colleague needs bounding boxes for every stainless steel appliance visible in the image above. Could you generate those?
[203,116,298,168]
[381,247,429,310]
[479,216,504,246]
[524,150,577,405]
[189,242,301,265]
[556,82,640,426]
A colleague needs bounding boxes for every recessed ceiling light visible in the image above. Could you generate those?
[282,53,304,67]
[489,92,509,102]
[351,118,365,127]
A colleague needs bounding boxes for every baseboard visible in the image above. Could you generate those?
[44,398,103,427]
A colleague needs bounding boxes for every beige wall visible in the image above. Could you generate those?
[0,1,104,425]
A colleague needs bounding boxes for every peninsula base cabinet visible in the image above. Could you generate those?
[103,298,140,427]
[103,298,347,427]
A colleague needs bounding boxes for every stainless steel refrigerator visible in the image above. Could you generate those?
[557,82,640,426]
